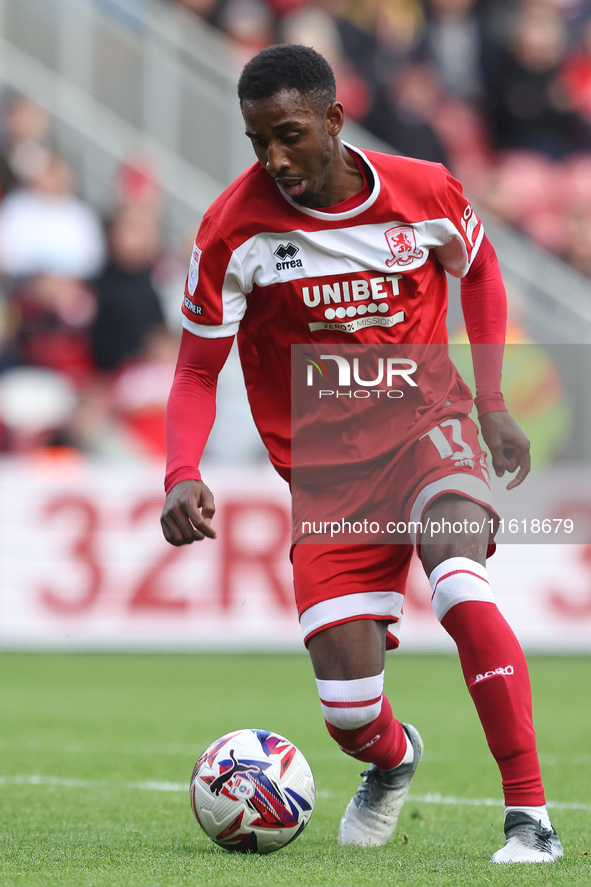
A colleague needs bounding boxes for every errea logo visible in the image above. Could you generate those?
[274,242,303,271]
[274,242,298,260]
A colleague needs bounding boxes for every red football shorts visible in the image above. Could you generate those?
[291,413,498,648]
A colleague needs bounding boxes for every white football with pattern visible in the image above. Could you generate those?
[190,728,315,854]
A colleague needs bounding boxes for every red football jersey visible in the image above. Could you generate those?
[181,145,485,479]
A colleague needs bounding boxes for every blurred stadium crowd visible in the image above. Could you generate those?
[0,0,590,457]
[0,100,184,457]
[177,0,591,268]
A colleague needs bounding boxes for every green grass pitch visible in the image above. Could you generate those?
[0,652,589,886]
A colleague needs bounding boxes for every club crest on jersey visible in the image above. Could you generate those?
[385,226,424,267]
[188,244,202,295]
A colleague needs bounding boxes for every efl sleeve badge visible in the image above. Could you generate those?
[188,244,203,295]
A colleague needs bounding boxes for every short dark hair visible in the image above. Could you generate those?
[237,44,336,114]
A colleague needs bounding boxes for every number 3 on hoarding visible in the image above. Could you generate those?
[38,495,186,615]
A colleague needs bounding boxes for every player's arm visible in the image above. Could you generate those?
[160,329,234,545]
[461,234,531,489]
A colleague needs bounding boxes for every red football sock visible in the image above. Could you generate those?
[324,695,408,771]
[441,599,545,806]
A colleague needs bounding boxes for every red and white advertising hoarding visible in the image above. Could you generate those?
[1,457,590,653]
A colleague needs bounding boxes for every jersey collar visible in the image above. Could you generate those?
[276,141,381,220]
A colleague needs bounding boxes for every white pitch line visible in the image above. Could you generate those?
[410,793,591,813]
[1,775,590,813]
[0,775,187,792]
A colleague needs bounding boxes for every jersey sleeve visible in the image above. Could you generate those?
[181,214,247,339]
[433,168,484,278]
[460,234,507,417]
[164,331,234,492]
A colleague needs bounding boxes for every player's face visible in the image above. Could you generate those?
[242,90,345,208]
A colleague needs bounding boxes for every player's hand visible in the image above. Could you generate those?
[479,411,531,490]
[160,479,217,545]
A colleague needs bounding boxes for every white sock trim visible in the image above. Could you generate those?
[429,556,495,622]
[398,731,414,766]
[505,805,552,831]
[316,671,384,730]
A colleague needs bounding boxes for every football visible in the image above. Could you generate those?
[189,728,315,854]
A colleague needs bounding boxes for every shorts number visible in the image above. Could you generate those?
[420,419,474,461]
